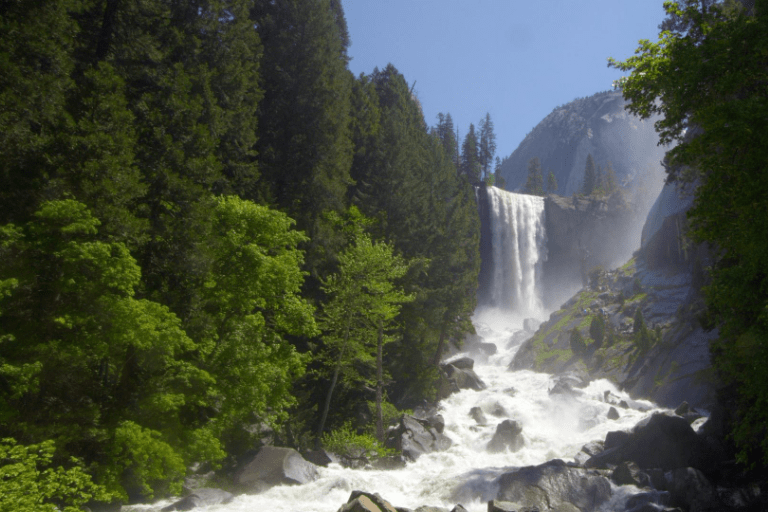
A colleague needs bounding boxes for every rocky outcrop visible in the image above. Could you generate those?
[495,459,612,512]
[384,414,452,461]
[437,359,486,399]
[338,491,398,512]
[234,446,318,493]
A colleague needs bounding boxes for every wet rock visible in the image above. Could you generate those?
[548,379,581,398]
[477,342,498,356]
[437,363,486,398]
[450,506,468,512]
[674,401,690,416]
[624,490,672,512]
[469,406,488,425]
[161,488,234,511]
[447,357,474,370]
[413,507,448,512]
[234,446,318,493]
[344,491,398,512]
[607,406,620,420]
[487,420,524,453]
[370,455,407,470]
[487,501,517,512]
[495,459,612,512]
[585,413,711,471]
[612,461,650,487]
[302,448,341,467]
[573,440,605,466]
[385,415,452,461]
[666,467,721,512]
[490,403,507,417]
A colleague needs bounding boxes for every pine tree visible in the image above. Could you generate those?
[524,157,544,196]
[461,124,481,183]
[604,161,618,193]
[494,157,506,189]
[582,154,597,195]
[547,170,558,194]
[435,113,458,170]
[478,113,497,181]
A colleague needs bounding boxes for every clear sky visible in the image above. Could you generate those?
[344,1,668,160]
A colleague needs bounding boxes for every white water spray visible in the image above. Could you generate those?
[485,188,547,322]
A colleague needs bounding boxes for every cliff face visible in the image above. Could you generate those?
[541,193,637,310]
[499,90,667,198]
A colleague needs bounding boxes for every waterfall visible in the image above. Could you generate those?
[478,186,547,322]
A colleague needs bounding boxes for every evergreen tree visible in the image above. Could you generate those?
[582,154,597,195]
[547,170,558,194]
[604,161,618,193]
[435,113,458,171]
[590,315,606,346]
[570,328,586,355]
[461,124,481,183]
[524,157,544,196]
[478,113,497,181]
[494,157,506,189]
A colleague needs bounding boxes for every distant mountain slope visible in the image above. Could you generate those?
[499,90,667,197]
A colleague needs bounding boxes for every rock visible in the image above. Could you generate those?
[384,414,452,461]
[447,357,474,370]
[438,363,486,398]
[450,506,468,512]
[487,420,524,453]
[339,496,384,512]
[302,449,341,467]
[674,401,690,416]
[548,379,581,398]
[161,488,234,511]
[234,446,318,492]
[486,501,517,512]
[625,490,671,512]
[611,461,650,487]
[607,406,620,420]
[345,491,398,512]
[523,318,542,332]
[370,455,407,470]
[414,507,448,512]
[469,406,488,425]
[604,430,630,450]
[573,440,604,466]
[666,467,720,512]
[490,403,507,417]
[495,459,612,512]
[477,342,498,356]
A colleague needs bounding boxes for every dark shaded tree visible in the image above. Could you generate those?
[524,157,544,196]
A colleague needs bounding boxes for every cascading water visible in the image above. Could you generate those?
[477,187,547,324]
[127,187,663,512]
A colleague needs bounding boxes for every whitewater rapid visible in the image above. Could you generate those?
[126,316,662,512]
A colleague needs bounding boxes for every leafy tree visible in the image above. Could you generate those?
[316,216,412,444]
[461,123,481,183]
[547,170,558,194]
[524,157,544,196]
[478,112,497,181]
[581,154,597,195]
[610,0,768,465]
[0,438,114,512]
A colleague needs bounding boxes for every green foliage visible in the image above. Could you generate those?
[633,308,652,352]
[0,438,114,512]
[590,315,606,346]
[570,328,587,355]
[478,113,497,181]
[609,6,768,462]
[321,421,394,459]
[524,157,545,196]
[581,154,597,195]
[461,123,481,183]
[547,171,558,194]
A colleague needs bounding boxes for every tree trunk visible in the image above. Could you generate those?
[375,319,384,442]
[316,315,351,449]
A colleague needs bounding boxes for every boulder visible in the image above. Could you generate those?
[414,507,448,512]
[611,461,650,487]
[490,403,507,417]
[339,495,385,512]
[450,506,468,512]
[607,406,620,420]
[487,501,522,512]
[385,414,452,461]
[344,491,398,512]
[161,488,234,511]
[487,420,524,453]
[234,446,318,493]
[447,357,474,370]
[438,363,486,398]
[573,440,604,466]
[477,342,498,356]
[495,459,612,512]
[469,406,488,425]
[548,379,581,398]
[585,413,710,471]
[666,467,721,512]
[370,455,407,470]
[302,449,341,467]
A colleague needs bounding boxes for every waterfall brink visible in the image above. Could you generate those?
[478,186,547,322]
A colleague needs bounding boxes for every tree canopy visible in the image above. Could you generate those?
[610,0,768,466]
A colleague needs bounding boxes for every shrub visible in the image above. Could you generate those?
[590,315,605,346]
[321,422,394,459]
[570,328,587,355]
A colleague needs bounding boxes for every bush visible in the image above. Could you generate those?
[570,328,587,355]
[321,422,393,459]
[590,315,605,346]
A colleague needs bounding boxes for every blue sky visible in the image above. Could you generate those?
[344,1,668,160]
